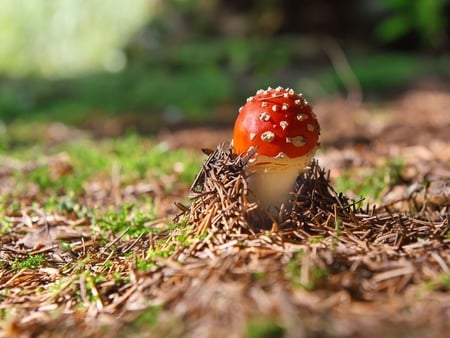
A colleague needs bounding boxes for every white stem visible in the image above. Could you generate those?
[247,166,300,217]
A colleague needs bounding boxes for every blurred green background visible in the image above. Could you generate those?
[0,0,449,135]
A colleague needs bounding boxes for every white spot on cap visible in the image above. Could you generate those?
[259,112,270,121]
[239,106,243,112]
[282,103,289,110]
[247,96,254,102]
[307,124,315,132]
[296,113,308,121]
[275,86,283,92]
[272,105,279,112]
[283,93,289,98]
[286,136,306,147]
[295,99,302,105]
[261,131,275,142]
[288,89,295,95]
[280,121,288,130]
[249,133,256,140]
[267,86,273,90]
[274,152,286,159]
[261,102,268,108]
[256,89,264,95]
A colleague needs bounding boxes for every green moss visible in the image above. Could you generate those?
[245,317,285,338]
[424,273,450,291]
[286,250,329,291]
[12,253,46,271]
[93,202,157,237]
[335,158,405,204]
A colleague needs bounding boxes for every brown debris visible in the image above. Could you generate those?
[161,141,450,336]
[1,85,450,337]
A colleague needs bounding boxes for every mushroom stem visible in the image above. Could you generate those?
[247,166,300,217]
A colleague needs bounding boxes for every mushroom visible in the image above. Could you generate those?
[233,86,320,216]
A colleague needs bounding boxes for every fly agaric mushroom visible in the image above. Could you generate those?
[233,86,320,216]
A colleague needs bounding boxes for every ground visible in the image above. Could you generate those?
[0,81,449,338]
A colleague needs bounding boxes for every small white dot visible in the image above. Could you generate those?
[286,136,306,147]
[261,131,275,142]
[280,121,289,130]
[297,114,308,121]
[259,112,270,121]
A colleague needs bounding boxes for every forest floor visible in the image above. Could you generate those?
[0,80,449,338]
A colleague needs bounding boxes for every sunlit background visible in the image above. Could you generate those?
[0,0,151,76]
[0,0,448,134]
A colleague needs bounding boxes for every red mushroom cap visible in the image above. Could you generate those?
[233,86,320,170]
